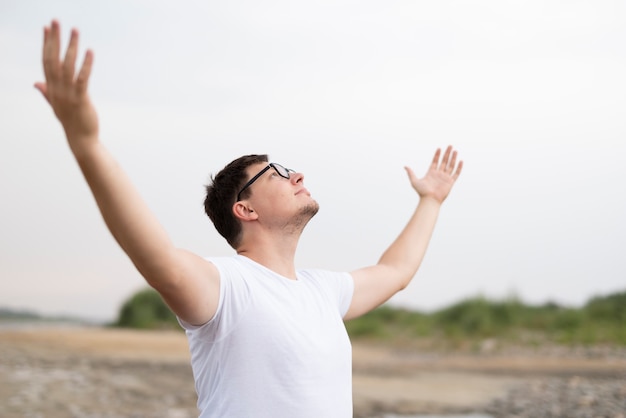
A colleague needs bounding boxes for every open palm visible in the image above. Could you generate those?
[34,21,99,145]
[405,146,463,204]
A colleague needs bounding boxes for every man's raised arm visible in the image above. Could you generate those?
[34,20,219,326]
[345,146,463,320]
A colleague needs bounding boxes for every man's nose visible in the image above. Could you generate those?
[290,172,304,184]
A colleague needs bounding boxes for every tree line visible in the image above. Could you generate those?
[113,288,626,346]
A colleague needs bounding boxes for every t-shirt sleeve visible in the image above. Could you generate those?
[177,257,251,342]
[335,271,354,318]
[176,258,225,337]
[303,269,354,318]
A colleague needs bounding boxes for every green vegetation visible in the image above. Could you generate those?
[0,308,41,320]
[114,288,179,330]
[112,287,626,347]
[0,308,88,325]
[345,291,626,347]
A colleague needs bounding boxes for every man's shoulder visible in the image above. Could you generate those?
[204,254,246,270]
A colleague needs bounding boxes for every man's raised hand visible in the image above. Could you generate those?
[35,20,99,149]
[404,146,463,204]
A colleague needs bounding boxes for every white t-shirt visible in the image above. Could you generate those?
[179,255,355,418]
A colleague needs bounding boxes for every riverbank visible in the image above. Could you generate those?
[0,325,624,417]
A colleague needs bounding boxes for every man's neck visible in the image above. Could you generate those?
[237,234,300,279]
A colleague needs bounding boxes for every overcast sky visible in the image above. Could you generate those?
[1,0,625,322]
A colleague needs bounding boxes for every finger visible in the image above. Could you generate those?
[63,28,79,83]
[447,150,458,173]
[404,166,418,183]
[34,81,48,96]
[76,49,94,94]
[452,160,463,180]
[34,82,50,103]
[440,145,452,171]
[430,148,441,170]
[47,20,62,79]
[41,26,52,81]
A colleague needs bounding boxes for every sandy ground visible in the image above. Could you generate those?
[1,325,625,417]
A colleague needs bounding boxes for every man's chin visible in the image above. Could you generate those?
[289,201,319,232]
[302,201,320,218]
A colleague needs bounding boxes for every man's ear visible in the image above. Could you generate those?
[233,201,258,221]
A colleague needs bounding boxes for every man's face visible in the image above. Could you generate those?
[240,162,319,231]
[237,163,294,202]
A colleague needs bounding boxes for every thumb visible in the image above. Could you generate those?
[34,82,50,103]
[404,166,417,182]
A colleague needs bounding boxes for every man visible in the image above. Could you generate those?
[36,20,462,418]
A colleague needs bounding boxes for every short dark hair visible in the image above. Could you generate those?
[204,154,268,249]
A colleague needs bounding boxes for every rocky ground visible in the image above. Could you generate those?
[0,324,625,418]
[351,342,626,417]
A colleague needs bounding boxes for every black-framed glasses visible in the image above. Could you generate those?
[236,163,295,201]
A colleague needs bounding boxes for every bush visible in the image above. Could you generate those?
[433,296,524,337]
[345,289,626,347]
[584,291,626,322]
[114,288,179,330]
[113,286,626,346]
[345,306,433,341]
